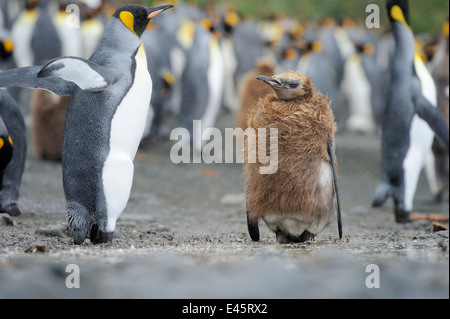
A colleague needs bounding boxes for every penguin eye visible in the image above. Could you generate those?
[288,82,299,89]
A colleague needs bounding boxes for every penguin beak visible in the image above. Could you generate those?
[147,4,174,20]
[256,76,283,89]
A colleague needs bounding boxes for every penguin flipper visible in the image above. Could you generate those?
[411,78,450,154]
[0,66,76,96]
[327,139,342,240]
[38,57,118,92]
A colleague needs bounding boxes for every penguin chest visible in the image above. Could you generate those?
[102,45,152,231]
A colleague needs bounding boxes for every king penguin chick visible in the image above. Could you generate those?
[0,4,174,244]
[236,58,275,131]
[30,90,69,161]
[244,70,342,243]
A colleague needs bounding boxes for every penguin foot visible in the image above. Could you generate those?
[90,224,113,244]
[72,228,90,245]
[0,203,21,216]
[276,230,315,243]
[394,208,411,223]
[246,212,260,241]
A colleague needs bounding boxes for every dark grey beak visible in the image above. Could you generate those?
[147,4,174,19]
[256,76,283,88]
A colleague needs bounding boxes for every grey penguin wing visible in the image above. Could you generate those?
[410,77,450,153]
[38,57,119,92]
[327,139,342,239]
[0,66,76,96]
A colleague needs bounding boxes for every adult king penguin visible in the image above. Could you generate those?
[0,4,174,244]
[372,0,449,222]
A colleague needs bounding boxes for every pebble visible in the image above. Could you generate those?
[0,213,15,226]
[35,225,67,238]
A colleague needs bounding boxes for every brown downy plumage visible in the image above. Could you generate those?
[244,70,341,243]
[236,59,275,130]
[30,90,70,161]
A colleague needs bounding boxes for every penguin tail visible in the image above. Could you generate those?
[246,211,260,241]
[372,182,391,208]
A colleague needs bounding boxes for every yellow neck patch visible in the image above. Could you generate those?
[225,11,239,27]
[443,20,449,37]
[391,5,412,31]
[3,38,14,53]
[120,11,136,35]
[312,41,323,52]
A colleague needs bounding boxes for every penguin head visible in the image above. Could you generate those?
[387,0,411,29]
[113,4,174,38]
[24,0,40,11]
[257,71,313,101]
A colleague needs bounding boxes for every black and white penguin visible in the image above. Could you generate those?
[10,0,40,68]
[178,18,224,154]
[0,4,174,244]
[0,32,21,103]
[0,115,13,187]
[31,0,62,66]
[430,12,449,202]
[372,0,449,222]
[0,89,26,217]
[53,0,82,57]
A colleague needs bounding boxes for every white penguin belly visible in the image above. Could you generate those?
[102,46,152,232]
[402,56,437,212]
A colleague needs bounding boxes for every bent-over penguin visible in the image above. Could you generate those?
[244,71,342,243]
[372,0,449,222]
[0,4,174,244]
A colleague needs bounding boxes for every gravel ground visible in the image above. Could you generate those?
[0,113,448,299]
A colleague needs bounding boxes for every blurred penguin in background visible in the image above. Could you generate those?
[0,32,20,102]
[236,58,275,131]
[296,34,346,130]
[341,28,379,135]
[430,11,449,202]
[30,90,69,161]
[10,0,40,68]
[372,0,449,222]
[178,14,224,154]
[0,89,26,217]
[0,115,13,188]
[141,19,178,141]
[53,0,82,57]
[221,10,267,115]
[234,58,275,157]
[79,0,105,58]
[31,0,62,66]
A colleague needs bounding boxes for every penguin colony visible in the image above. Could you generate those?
[0,0,448,244]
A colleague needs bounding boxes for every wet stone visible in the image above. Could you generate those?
[0,213,15,226]
[35,225,67,238]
